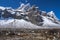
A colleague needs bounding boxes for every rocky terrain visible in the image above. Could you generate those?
[0,29,60,40]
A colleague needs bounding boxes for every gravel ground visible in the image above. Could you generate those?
[0,29,60,40]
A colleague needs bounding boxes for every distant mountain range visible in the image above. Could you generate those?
[0,3,60,29]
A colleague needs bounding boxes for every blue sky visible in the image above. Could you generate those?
[0,0,60,19]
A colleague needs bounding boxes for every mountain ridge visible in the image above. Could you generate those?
[0,3,60,29]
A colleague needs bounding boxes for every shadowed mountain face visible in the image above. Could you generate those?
[0,3,60,28]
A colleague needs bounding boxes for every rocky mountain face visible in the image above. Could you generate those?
[0,3,60,28]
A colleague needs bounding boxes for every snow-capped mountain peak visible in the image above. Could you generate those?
[16,3,30,13]
[47,11,59,20]
[0,3,60,29]
[0,6,5,10]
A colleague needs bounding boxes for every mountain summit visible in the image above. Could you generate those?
[0,3,60,29]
